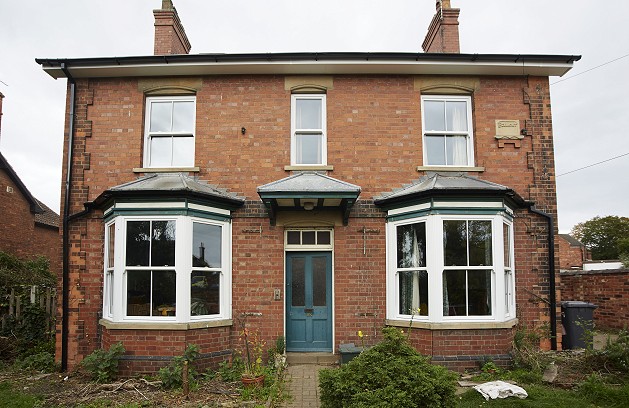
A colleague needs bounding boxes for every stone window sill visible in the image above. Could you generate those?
[285,165,334,171]
[386,318,518,330]
[133,167,200,173]
[99,318,232,330]
[417,166,485,172]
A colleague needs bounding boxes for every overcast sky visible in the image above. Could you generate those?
[1,0,628,233]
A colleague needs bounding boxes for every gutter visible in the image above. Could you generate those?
[60,63,76,372]
[528,206,558,351]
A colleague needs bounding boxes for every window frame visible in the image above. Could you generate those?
[290,94,327,166]
[421,95,475,167]
[386,213,513,324]
[103,214,232,324]
[143,95,197,168]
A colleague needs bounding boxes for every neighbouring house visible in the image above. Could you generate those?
[37,0,580,373]
[558,234,590,270]
[0,92,61,283]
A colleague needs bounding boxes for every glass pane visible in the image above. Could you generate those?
[302,231,316,245]
[425,135,445,165]
[193,222,222,268]
[287,231,300,245]
[446,101,468,131]
[443,270,466,316]
[191,271,220,315]
[149,136,172,167]
[107,223,115,268]
[151,221,176,267]
[291,258,306,307]
[424,100,445,131]
[152,270,177,316]
[296,133,322,164]
[505,271,512,314]
[317,231,331,245]
[312,257,327,307]
[126,221,150,266]
[445,135,468,166]
[149,101,172,132]
[468,220,492,266]
[503,223,511,268]
[397,223,426,268]
[398,271,428,315]
[295,98,322,129]
[127,270,151,316]
[106,271,114,315]
[172,101,195,133]
[468,270,492,316]
[443,220,467,266]
[172,136,194,167]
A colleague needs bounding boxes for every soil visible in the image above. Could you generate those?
[0,370,261,407]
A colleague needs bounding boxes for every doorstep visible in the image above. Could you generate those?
[286,352,339,365]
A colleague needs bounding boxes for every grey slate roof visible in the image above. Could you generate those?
[95,173,244,206]
[34,199,60,229]
[257,172,360,195]
[559,234,585,247]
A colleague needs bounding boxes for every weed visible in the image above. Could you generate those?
[80,342,125,383]
[158,344,199,389]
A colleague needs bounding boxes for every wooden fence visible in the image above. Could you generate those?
[1,285,56,334]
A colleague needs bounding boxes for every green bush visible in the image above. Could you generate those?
[14,351,58,372]
[158,344,199,389]
[600,330,629,373]
[319,327,457,408]
[80,342,125,383]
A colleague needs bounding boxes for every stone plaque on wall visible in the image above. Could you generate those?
[495,120,523,148]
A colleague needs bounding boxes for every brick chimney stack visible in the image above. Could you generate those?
[422,0,460,53]
[153,0,191,55]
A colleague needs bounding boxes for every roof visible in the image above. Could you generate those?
[374,174,525,207]
[257,172,360,196]
[0,151,44,215]
[559,234,585,247]
[36,52,581,79]
[34,199,60,229]
[93,173,245,208]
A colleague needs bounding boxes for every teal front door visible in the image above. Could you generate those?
[286,252,332,351]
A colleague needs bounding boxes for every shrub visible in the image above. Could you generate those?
[158,344,199,389]
[319,327,457,408]
[80,342,125,383]
[599,330,629,373]
[14,351,58,372]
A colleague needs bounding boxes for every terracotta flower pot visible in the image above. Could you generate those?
[241,374,265,388]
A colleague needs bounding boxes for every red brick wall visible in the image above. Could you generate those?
[561,269,629,330]
[58,73,559,371]
[558,236,587,270]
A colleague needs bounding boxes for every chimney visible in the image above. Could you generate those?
[153,0,191,55]
[422,0,460,53]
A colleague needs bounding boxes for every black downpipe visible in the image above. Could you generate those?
[60,63,76,372]
[528,206,558,350]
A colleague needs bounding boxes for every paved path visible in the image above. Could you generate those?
[283,364,327,408]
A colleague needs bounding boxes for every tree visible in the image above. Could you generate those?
[571,216,629,260]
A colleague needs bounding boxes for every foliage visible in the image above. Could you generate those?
[319,327,457,408]
[80,342,125,383]
[618,237,629,267]
[0,303,55,357]
[591,329,629,373]
[239,327,266,378]
[13,351,58,372]
[158,344,200,389]
[0,251,54,287]
[571,216,629,260]
[217,357,244,382]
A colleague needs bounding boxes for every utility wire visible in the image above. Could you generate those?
[557,152,629,177]
[551,53,629,85]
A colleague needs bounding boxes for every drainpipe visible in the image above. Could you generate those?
[528,206,558,350]
[60,63,76,371]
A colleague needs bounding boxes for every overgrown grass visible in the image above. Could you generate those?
[0,381,42,408]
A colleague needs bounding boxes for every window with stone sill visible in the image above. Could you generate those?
[421,95,474,167]
[143,96,196,168]
[103,215,231,323]
[388,213,515,323]
[291,94,327,166]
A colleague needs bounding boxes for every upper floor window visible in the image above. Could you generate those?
[291,94,327,166]
[144,96,196,168]
[421,95,474,167]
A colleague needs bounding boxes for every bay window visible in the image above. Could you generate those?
[103,214,231,323]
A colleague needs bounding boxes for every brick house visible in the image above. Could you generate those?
[0,92,60,274]
[37,0,579,373]
[558,234,590,270]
